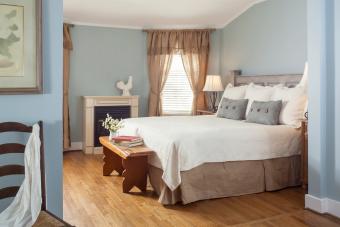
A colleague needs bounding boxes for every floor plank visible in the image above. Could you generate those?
[63,151,340,227]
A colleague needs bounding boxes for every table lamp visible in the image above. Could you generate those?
[203,75,224,112]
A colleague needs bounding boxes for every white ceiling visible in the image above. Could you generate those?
[63,0,265,29]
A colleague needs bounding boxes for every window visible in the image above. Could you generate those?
[162,54,193,115]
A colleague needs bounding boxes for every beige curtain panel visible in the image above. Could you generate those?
[63,24,73,150]
[180,31,210,113]
[147,31,176,116]
[147,30,211,116]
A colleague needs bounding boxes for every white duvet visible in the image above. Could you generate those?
[120,115,302,191]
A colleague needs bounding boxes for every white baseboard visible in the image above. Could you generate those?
[305,194,340,218]
[328,198,340,218]
[64,142,83,151]
[305,194,328,213]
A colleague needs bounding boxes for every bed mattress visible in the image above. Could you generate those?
[120,115,302,190]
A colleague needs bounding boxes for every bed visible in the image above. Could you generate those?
[120,71,304,205]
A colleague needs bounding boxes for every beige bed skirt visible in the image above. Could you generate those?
[148,155,301,205]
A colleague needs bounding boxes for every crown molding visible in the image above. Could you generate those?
[63,19,143,30]
[63,19,217,30]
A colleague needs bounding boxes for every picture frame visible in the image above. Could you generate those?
[0,0,42,94]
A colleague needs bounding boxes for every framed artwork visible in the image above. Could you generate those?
[0,0,42,94]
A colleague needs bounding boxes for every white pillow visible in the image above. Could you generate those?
[245,83,279,114]
[221,83,248,99]
[218,83,248,109]
[272,86,307,127]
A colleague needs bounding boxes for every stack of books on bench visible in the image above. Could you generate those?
[112,136,144,147]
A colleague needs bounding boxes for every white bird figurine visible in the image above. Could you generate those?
[116,76,133,96]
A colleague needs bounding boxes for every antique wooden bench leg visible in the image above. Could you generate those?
[122,156,148,193]
[103,146,124,176]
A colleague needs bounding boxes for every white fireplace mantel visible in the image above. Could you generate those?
[82,96,139,154]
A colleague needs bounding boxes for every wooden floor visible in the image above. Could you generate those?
[63,151,340,227]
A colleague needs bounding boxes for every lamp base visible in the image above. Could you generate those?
[211,106,218,113]
[206,91,219,113]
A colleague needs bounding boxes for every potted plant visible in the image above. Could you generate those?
[102,114,124,141]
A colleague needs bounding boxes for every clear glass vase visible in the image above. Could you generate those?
[109,131,117,141]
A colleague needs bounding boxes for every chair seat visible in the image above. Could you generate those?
[33,211,71,227]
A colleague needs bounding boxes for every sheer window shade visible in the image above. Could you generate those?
[162,55,193,115]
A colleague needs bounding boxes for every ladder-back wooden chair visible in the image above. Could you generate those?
[0,121,73,227]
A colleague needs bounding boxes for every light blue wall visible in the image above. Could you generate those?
[307,0,328,199]
[220,0,307,81]
[307,0,340,202]
[0,0,63,217]
[208,30,222,75]
[69,26,221,143]
[69,26,149,142]
[324,0,340,201]
[333,0,340,202]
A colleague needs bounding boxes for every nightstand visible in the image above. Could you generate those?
[301,120,308,189]
[196,109,215,115]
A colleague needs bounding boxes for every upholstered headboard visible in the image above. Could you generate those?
[229,70,302,88]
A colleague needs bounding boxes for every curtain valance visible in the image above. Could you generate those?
[147,30,211,55]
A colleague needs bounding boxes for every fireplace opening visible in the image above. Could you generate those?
[94,106,131,147]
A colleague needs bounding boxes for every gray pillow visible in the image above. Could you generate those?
[246,100,282,125]
[217,98,249,120]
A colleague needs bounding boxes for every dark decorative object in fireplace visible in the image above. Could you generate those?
[94,106,130,147]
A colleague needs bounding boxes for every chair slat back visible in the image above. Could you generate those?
[0,121,45,210]
[0,122,32,133]
[0,186,21,200]
[0,143,25,155]
[0,165,25,177]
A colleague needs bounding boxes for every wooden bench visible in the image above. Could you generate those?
[99,136,153,193]
[0,121,73,227]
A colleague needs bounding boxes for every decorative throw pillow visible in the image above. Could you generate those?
[271,86,307,127]
[217,98,249,120]
[245,83,283,115]
[246,100,282,125]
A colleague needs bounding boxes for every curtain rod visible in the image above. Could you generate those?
[142,28,216,32]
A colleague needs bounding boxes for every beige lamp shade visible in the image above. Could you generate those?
[203,75,224,92]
